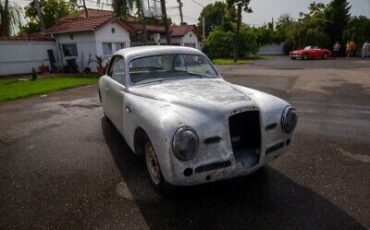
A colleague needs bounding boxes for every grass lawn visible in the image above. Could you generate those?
[212,59,251,65]
[212,55,273,65]
[0,75,99,103]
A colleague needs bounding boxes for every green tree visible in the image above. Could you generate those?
[325,0,351,44]
[254,24,276,45]
[227,0,252,63]
[112,0,132,19]
[344,16,370,44]
[0,0,21,36]
[283,2,331,50]
[275,14,295,43]
[197,1,236,37]
[205,27,234,58]
[238,24,258,57]
[205,24,258,59]
[21,0,76,34]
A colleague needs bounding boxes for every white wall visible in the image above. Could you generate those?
[55,23,130,72]
[149,33,161,45]
[258,43,285,55]
[160,31,200,49]
[181,31,199,49]
[95,21,131,65]
[0,40,57,76]
[56,31,97,72]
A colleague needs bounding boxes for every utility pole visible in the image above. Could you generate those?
[202,16,205,42]
[82,0,88,18]
[177,0,183,25]
[233,3,242,63]
[160,0,171,44]
[34,0,45,31]
[139,0,147,44]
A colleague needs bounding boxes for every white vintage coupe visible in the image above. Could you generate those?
[99,46,297,194]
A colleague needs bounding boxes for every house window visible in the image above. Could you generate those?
[102,43,113,56]
[184,43,196,48]
[62,44,78,57]
[115,43,125,51]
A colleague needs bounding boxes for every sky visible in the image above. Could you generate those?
[166,0,370,26]
[10,0,370,27]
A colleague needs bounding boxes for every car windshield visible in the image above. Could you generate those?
[304,46,319,50]
[129,54,219,84]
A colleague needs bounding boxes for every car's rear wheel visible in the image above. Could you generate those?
[144,140,175,195]
[104,112,111,123]
[303,53,309,60]
[322,52,328,59]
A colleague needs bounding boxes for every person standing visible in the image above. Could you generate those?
[346,41,351,58]
[362,41,369,58]
[333,41,341,58]
[350,40,356,57]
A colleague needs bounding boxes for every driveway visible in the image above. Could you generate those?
[1,56,369,229]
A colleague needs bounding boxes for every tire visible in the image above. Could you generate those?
[144,140,175,195]
[98,89,102,103]
[303,53,309,60]
[322,53,328,59]
[291,56,296,60]
[104,112,112,124]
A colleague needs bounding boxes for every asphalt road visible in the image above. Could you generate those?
[1,56,369,229]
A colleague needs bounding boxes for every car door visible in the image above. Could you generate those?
[313,47,321,58]
[105,55,126,133]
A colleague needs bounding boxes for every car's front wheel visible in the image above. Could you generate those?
[144,140,175,195]
[303,53,309,60]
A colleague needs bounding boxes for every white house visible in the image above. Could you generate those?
[0,9,201,75]
[44,9,132,72]
[160,25,201,49]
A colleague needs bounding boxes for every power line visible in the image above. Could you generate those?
[177,0,183,24]
[85,0,112,6]
[188,0,204,8]
[183,14,197,21]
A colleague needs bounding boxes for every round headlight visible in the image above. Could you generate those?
[281,107,298,134]
[172,127,199,161]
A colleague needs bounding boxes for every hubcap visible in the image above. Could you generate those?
[145,143,161,185]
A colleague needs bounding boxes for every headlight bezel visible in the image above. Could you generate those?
[281,106,298,134]
[172,126,199,161]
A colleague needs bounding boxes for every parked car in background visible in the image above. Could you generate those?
[290,46,331,60]
[99,46,298,194]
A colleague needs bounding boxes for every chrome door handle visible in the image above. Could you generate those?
[126,106,132,113]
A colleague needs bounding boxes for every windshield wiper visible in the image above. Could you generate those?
[188,72,213,78]
[135,77,168,85]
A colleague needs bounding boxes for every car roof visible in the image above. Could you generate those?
[114,45,204,60]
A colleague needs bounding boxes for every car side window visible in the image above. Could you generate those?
[109,56,125,85]
[173,55,186,72]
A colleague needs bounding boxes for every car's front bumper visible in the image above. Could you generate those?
[290,54,303,58]
[165,138,292,186]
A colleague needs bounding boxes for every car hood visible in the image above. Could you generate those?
[291,49,304,54]
[129,78,252,110]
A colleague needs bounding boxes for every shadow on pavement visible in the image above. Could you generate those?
[101,118,366,230]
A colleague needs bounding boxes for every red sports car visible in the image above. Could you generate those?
[290,46,331,60]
